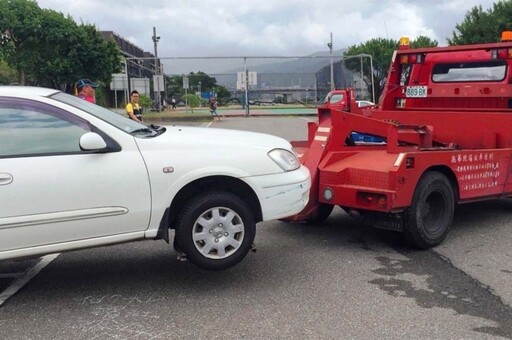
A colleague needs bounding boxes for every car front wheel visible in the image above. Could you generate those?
[174,191,256,270]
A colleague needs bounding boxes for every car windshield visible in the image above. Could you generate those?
[50,92,159,136]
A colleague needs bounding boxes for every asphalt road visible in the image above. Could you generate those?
[1,116,511,339]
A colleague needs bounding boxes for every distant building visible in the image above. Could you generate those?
[100,31,159,80]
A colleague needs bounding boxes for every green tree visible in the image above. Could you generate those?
[448,1,512,45]
[0,0,44,85]
[410,36,439,49]
[189,71,216,92]
[0,0,121,90]
[0,59,17,85]
[166,72,231,100]
[182,93,202,113]
[212,85,231,100]
[138,94,153,111]
[166,74,184,97]
[344,36,437,101]
[63,23,121,92]
[31,9,79,89]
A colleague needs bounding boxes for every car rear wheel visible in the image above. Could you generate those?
[404,171,454,249]
[174,191,256,270]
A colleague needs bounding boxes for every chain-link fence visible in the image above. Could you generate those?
[161,56,370,106]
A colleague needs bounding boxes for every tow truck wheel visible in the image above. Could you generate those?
[174,191,256,270]
[404,171,454,249]
[306,204,334,224]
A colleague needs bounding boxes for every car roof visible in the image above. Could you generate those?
[0,86,61,98]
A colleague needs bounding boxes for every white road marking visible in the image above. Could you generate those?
[0,253,59,306]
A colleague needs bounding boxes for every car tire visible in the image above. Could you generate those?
[403,171,454,249]
[174,191,256,270]
[305,204,334,224]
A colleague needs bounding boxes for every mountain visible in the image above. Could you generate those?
[218,48,347,74]
[210,48,354,94]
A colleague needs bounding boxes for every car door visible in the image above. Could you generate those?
[0,97,151,253]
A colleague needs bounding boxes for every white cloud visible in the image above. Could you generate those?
[36,0,497,71]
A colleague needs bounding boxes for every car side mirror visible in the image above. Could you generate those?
[80,132,107,151]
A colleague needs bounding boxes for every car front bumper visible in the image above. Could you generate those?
[246,165,311,221]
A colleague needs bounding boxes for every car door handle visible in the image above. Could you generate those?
[0,173,13,185]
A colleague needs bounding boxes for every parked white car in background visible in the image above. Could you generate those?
[0,86,311,270]
[356,100,375,108]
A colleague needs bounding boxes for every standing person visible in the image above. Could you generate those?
[171,97,176,109]
[126,90,143,122]
[75,79,99,103]
[209,98,221,121]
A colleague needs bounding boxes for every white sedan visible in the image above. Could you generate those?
[0,86,311,270]
[356,100,375,108]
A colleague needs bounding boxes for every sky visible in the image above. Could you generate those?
[36,0,498,73]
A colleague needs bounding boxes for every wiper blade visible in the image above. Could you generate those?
[130,127,154,135]
[148,123,166,132]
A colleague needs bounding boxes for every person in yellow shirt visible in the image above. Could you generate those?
[126,90,143,122]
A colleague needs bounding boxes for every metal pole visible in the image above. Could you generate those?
[198,81,202,107]
[314,74,318,103]
[162,66,167,108]
[152,27,161,112]
[329,32,334,91]
[185,87,188,113]
[360,56,364,99]
[369,56,375,103]
[244,57,249,116]
[124,59,129,105]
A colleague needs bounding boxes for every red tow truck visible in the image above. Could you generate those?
[290,33,512,249]
[320,88,375,112]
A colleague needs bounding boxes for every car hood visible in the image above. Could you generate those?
[139,125,292,150]
[134,126,295,177]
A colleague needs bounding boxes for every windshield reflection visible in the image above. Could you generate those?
[50,92,151,134]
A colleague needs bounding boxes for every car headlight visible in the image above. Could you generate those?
[268,148,300,171]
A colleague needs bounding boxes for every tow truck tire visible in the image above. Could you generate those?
[306,204,334,224]
[404,171,454,249]
[174,191,256,271]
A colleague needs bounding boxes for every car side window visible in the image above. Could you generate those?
[0,97,92,158]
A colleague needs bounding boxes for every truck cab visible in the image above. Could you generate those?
[320,89,353,111]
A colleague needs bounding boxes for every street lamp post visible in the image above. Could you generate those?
[198,81,202,107]
[328,32,334,91]
[152,27,161,112]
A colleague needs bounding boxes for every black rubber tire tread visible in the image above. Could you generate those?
[174,191,256,270]
[306,204,334,224]
[404,171,454,249]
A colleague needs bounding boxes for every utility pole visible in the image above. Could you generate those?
[152,27,161,112]
[360,55,364,99]
[244,57,249,116]
[328,32,334,91]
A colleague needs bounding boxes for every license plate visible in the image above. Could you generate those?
[405,86,427,98]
